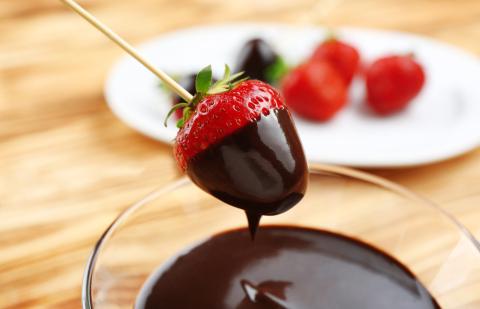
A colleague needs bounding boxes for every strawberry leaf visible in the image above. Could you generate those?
[209,64,233,91]
[264,56,289,85]
[229,71,246,82]
[223,64,231,80]
[164,102,188,127]
[182,106,192,120]
[196,65,212,94]
[176,118,185,128]
[208,66,246,94]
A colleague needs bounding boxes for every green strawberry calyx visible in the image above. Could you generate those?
[164,64,247,128]
[264,56,289,85]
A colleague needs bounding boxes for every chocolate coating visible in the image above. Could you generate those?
[186,109,308,236]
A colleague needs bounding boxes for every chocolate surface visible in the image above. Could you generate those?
[186,109,308,237]
[136,226,440,309]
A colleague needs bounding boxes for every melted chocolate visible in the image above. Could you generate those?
[135,226,440,309]
[236,38,279,83]
[186,109,308,237]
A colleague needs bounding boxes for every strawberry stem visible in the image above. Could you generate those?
[324,28,338,42]
[405,51,416,59]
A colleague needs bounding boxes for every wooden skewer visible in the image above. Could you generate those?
[59,0,193,103]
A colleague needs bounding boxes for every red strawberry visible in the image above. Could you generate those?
[365,55,425,115]
[311,38,360,86]
[167,65,308,234]
[281,60,347,121]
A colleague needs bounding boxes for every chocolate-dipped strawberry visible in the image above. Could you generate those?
[236,38,288,85]
[167,65,308,237]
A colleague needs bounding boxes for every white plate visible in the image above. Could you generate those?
[105,23,480,167]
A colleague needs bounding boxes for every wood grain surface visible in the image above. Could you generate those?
[1,0,479,308]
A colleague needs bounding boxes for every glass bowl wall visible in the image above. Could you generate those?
[83,164,480,309]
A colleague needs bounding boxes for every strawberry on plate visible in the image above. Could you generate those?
[235,38,288,85]
[311,37,360,86]
[167,65,308,236]
[282,59,348,122]
[365,54,425,115]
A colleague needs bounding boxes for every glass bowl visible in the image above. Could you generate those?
[82,163,480,308]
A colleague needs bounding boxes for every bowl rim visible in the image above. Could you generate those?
[81,163,480,308]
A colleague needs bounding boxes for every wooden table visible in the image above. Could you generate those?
[1,0,479,308]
